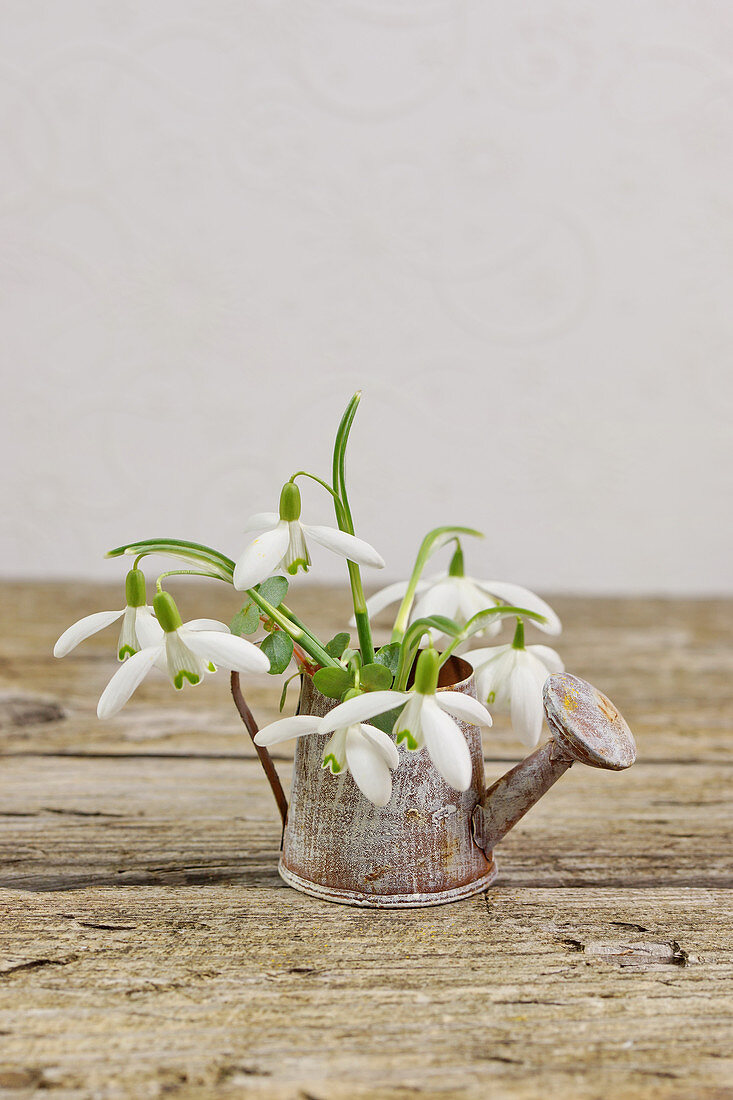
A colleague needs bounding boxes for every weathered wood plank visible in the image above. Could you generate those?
[0,886,731,1099]
[2,583,732,762]
[0,755,730,892]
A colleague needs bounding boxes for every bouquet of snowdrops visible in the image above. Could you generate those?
[54,393,563,812]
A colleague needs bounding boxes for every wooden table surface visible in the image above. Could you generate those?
[1,582,732,1099]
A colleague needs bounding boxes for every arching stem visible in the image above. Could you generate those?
[230,672,288,832]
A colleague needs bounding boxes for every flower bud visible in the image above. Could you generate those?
[279,482,302,522]
[415,648,440,695]
[153,591,183,633]
[125,569,146,608]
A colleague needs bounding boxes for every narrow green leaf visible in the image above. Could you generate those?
[313,666,354,700]
[261,631,294,675]
[359,664,393,691]
[229,601,261,637]
[374,642,401,677]
[279,672,301,712]
[325,632,351,659]
[258,575,289,608]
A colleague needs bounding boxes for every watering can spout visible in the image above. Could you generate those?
[472,673,637,857]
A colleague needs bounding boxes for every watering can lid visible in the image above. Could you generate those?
[543,673,637,771]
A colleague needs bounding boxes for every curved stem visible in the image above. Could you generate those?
[391,526,484,643]
[231,672,288,831]
[155,569,226,591]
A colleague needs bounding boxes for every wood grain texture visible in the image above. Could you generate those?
[1,583,732,1099]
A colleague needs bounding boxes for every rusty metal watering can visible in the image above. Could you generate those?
[276,657,636,908]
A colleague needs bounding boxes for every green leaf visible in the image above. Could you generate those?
[258,575,289,608]
[368,707,401,736]
[374,643,401,677]
[261,630,294,675]
[313,666,354,700]
[229,601,261,636]
[359,663,393,691]
[325,632,350,659]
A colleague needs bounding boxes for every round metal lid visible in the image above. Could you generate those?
[543,673,637,771]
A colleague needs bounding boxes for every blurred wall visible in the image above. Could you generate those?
[1,1,731,593]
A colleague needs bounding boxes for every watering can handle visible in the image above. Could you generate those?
[231,672,289,829]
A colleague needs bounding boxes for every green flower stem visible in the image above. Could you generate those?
[331,393,375,664]
[437,606,545,669]
[391,526,484,643]
[155,569,226,591]
[246,587,339,669]
[107,537,338,671]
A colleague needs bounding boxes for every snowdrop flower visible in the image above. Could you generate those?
[233,482,385,591]
[465,621,564,749]
[365,547,561,640]
[255,703,400,807]
[96,591,269,719]
[54,569,163,662]
[306,649,492,792]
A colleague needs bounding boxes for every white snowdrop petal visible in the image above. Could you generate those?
[510,662,546,748]
[419,698,473,792]
[97,645,160,718]
[184,618,231,634]
[303,525,385,569]
[233,522,290,590]
[243,512,279,534]
[477,581,561,635]
[359,723,400,769]
[527,645,565,673]
[165,632,208,688]
[182,630,270,673]
[436,691,493,728]
[254,714,320,746]
[54,609,124,658]
[412,580,460,623]
[363,579,414,619]
[457,580,497,622]
[134,606,165,650]
[316,690,410,734]
[345,728,393,807]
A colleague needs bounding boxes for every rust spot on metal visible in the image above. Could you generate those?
[364,865,395,883]
[595,692,618,723]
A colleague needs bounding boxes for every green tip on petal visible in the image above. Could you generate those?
[414,648,440,695]
[396,728,418,750]
[322,753,342,774]
[286,557,308,575]
[173,669,200,689]
[487,691,496,705]
[279,482,302,522]
[118,644,137,661]
[125,569,146,608]
[153,591,183,633]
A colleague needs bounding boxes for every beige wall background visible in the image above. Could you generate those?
[1,0,731,593]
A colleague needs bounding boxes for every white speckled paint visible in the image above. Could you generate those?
[280,660,496,907]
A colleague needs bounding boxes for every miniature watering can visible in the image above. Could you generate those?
[277,657,636,908]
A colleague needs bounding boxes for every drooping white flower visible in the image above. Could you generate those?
[96,591,269,719]
[53,569,163,662]
[364,548,561,641]
[233,482,384,591]
[306,650,493,792]
[254,710,400,807]
[465,633,564,749]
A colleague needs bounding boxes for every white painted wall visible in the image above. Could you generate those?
[1,1,731,593]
